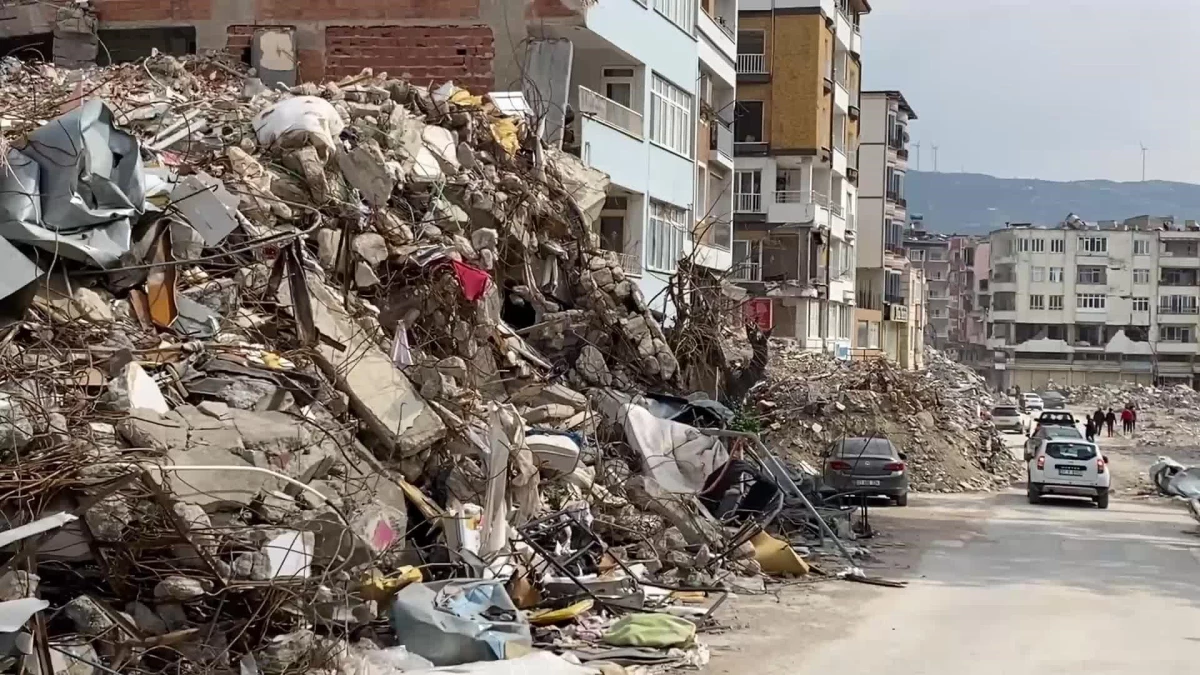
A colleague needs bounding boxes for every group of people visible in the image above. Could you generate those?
[1085,406,1137,442]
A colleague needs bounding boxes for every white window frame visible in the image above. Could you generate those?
[1133,268,1150,285]
[650,74,693,158]
[653,0,696,34]
[1049,266,1063,282]
[601,67,637,109]
[1080,236,1108,254]
[1031,266,1046,282]
[1051,239,1065,253]
[1076,293,1106,310]
[1077,266,1105,284]
[1160,325,1193,343]
[1048,295,1064,311]
[1017,238,1031,253]
[731,239,763,281]
[1132,297,1150,312]
[646,200,688,272]
[1029,294,1045,310]
[1134,238,1151,256]
[1031,238,1046,253]
[909,249,925,262]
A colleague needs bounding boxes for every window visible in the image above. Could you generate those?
[1050,239,1065,253]
[1048,295,1063,311]
[1077,266,1105,284]
[932,307,948,318]
[1076,293,1106,310]
[1049,266,1063,282]
[1133,268,1150,284]
[1029,294,1045,310]
[1080,236,1107,254]
[601,67,635,108]
[1134,239,1151,256]
[857,320,869,347]
[650,74,692,157]
[1017,238,1030,253]
[932,270,944,280]
[646,200,687,272]
[1160,325,1194,343]
[1132,297,1150,312]
[737,30,765,55]
[1031,267,1046,282]
[653,0,695,34]
[1031,238,1045,253]
[734,101,764,143]
[731,240,762,281]
[909,249,925,262]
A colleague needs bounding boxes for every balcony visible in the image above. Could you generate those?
[1159,306,1200,315]
[710,121,734,168]
[736,53,766,74]
[606,250,643,277]
[578,86,642,139]
[897,148,909,161]
[886,190,899,203]
[885,293,904,305]
[734,192,763,214]
[730,260,762,282]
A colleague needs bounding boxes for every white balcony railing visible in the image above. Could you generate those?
[578,86,643,139]
[609,250,643,276]
[831,201,844,217]
[736,54,766,74]
[730,261,762,282]
[734,192,763,213]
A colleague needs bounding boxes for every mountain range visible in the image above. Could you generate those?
[904,171,1200,235]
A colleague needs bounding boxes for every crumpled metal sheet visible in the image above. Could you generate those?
[1149,456,1200,498]
[0,99,144,269]
[388,580,531,666]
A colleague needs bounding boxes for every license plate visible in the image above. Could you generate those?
[1057,466,1084,475]
[855,479,882,487]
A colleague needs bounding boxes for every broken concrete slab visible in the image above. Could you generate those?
[352,232,389,267]
[171,173,241,246]
[337,141,395,207]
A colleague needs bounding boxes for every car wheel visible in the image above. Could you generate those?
[893,493,908,507]
[1095,491,1109,510]
[1027,484,1041,504]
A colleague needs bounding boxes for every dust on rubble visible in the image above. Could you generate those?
[750,344,1024,493]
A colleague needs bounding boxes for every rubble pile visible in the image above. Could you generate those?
[0,52,866,675]
[754,346,1023,492]
[1062,381,1200,411]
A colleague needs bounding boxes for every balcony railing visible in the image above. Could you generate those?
[885,293,904,305]
[774,190,831,208]
[712,121,733,159]
[897,148,909,160]
[730,261,762,282]
[1160,306,1200,315]
[831,201,844,217]
[736,53,767,74]
[608,250,642,276]
[734,192,763,213]
[886,190,899,203]
[578,86,643,139]
[711,13,734,39]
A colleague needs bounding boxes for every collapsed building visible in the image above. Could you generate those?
[0,50,896,675]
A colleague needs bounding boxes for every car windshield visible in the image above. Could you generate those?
[832,438,897,458]
[1039,413,1073,424]
[992,407,1019,416]
[1045,442,1097,461]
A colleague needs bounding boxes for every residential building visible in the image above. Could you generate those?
[855,89,924,368]
[728,0,867,356]
[946,235,990,366]
[904,217,951,347]
[986,217,1200,390]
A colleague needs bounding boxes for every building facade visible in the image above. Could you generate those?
[854,89,924,368]
[729,0,867,355]
[903,218,950,347]
[986,217,1200,390]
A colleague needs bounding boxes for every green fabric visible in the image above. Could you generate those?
[602,613,696,648]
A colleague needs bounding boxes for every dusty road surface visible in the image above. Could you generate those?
[705,490,1200,674]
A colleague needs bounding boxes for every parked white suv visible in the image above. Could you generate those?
[1021,393,1044,413]
[1026,439,1110,509]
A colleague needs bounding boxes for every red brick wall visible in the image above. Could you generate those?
[526,0,581,19]
[94,0,211,21]
[258,0,480,21]
[325,25,494,93]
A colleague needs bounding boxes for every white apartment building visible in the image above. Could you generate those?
[521,0,736,317]
[987,218,1200,390]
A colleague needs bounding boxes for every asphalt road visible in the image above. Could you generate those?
[791,492,1200,674]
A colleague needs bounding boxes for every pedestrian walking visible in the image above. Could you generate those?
[1129,407,1137,435]
[1105,408,1116,437]
[1092,407,1105,431]
[1085,418,1097,443]
[1120,407,1133,435]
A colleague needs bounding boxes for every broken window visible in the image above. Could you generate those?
[734,101,764,143]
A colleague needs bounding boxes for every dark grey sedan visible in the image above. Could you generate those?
[822,437,909,506]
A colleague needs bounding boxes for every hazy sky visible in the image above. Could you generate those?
[862,0,1199,184]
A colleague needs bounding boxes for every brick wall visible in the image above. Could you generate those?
[257,0,480,21]
[325,25,494,93]
[93,0,211,22]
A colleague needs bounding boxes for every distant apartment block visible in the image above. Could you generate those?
[985,216,1200,390]
[730,0,868,355]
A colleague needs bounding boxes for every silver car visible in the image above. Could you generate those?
[823,437,909,506]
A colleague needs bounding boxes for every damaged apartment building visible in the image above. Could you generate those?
[730,0,868,355]
[986,216,1200,390]
[2,0,739,316]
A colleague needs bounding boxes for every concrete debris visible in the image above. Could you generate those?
[0,52,752,675]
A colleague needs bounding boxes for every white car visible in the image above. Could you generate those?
[1021,393,1044,413]
[1026,438,1110,509]
[989,405,1026,433]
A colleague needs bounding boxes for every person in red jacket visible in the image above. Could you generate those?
[1120,407,1134,435]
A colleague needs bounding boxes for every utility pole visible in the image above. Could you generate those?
[932,144,940,172]
[913,141,921,171]
[1140,143,1148,181]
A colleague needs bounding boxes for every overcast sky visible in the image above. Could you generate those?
[862,0,1198,184]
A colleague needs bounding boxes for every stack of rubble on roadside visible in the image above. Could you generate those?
[0,51,879,675]
[1059,381,1200,411]
[753,344,1023,493]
